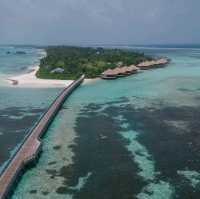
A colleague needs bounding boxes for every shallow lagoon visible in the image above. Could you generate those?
[12,47,200,199]
[0,46,62,173]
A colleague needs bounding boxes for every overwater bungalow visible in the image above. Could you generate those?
[127,65,139,74]
[101,65,139,79]
[101,58,168,79]
[137,61,153,69]
[137,58,169,70]
[101,69,118,79]
[116,67,127,77]
[155,58,169,65]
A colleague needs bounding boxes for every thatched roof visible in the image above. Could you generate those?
[102,64,139,77]
[137,61,152,67]
[155,58,168,65]
[101,58,168,79]
[112,67,122,75]
[102,69,115,76]
[119,67,128,74]
[127,65,139,71]
[137,58,168,68]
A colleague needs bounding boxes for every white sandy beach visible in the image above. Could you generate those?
[6,66,74,88]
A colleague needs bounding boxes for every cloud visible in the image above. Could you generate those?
[0,0,200,44]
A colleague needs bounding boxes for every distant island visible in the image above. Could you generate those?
[15,51,27,55]
[36,46,169,80]
[6,51,27,55]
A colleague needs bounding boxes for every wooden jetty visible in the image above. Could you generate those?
[0,75,85,199]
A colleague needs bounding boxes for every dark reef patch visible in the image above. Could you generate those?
[46,169,57,179]
[29,190,37,194]
[54,102,146,199]
[42,191,49,195]
[120,105,200,198]
[53,145,61,150]
[56,186,68,194]
[56,100,200,199]
[121,106,200,173]
[0,107,46,169]
[48,161,57,165]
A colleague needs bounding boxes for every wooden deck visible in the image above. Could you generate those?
[0,75,85,199]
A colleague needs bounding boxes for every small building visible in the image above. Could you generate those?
[50,68,65,74]
[116,67,128,77]
[101,65,139,80]
[126,65,139,74]
[116,61,123,67]
[137,58,169,70]
[101,69,117,79]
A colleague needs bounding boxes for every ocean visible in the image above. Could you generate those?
[2,46,200,198]
[0,46,62,174]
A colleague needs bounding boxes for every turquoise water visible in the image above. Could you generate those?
[0,46,62,174]
[0,46,45,75]
[11,48,200,199]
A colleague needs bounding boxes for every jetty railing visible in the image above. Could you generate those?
[0,75,85,199]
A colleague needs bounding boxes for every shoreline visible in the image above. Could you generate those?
[5,57,168,87]
[5,47,169,87]
[6,66,96,88]
[6,66,74,88]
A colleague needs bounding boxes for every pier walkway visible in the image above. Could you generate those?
[0,75,85,199]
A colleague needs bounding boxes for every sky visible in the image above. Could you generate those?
[0,0,200,45]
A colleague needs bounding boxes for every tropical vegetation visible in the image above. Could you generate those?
[36,46,152,79]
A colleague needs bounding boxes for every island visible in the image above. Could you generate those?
[15,51,27,55]
[36,46,169,80]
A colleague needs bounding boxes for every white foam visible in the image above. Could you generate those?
[118,116,174,199]
[137,181,174,199]
[69,172,92,191]
[119,129,155,181]
[178,170,200,188]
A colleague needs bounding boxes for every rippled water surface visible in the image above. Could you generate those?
[0,46,62,173]
[10,47,200,199]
